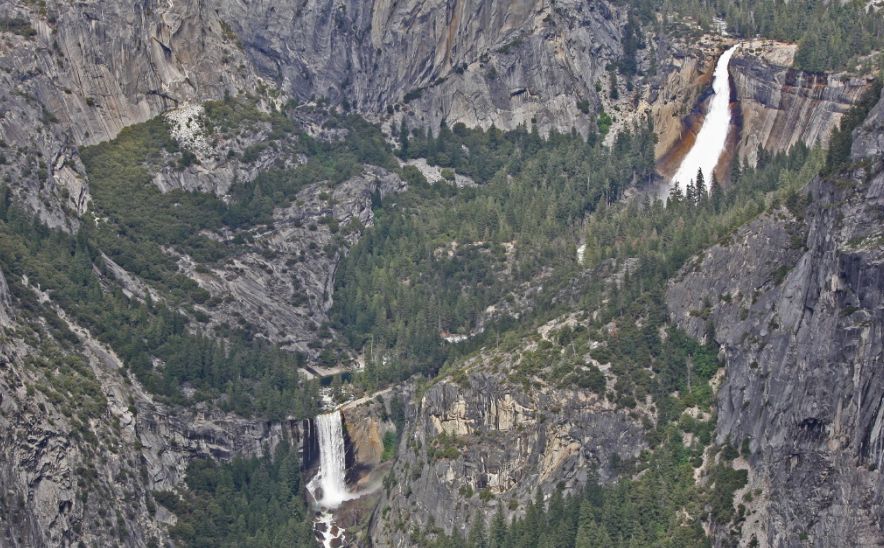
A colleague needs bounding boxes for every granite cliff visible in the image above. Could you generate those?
[730,39,873,167]
[0,1,880,546]
[667,88,884,546]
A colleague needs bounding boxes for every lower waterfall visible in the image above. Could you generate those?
[308,410,354,547]
[311,410,354,509]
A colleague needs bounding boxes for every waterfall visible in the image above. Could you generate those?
[671,44,739,193]
[309,411,354,509]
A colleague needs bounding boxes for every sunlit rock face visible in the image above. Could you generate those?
[368,312,649,546]
[730,39,873,167]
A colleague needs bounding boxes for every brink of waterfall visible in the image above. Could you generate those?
[309,411,355,510]
[671,44,739,193]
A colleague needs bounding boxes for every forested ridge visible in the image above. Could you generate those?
[626,0,883,72]
[333,121,656,386]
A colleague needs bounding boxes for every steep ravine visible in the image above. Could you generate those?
[0,3,879,546]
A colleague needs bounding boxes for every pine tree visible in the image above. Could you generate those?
[730,157,742,184]
[685,178,697,205]
[399,119,409,157]
[489,506,507,548]
[575,500,612,548]
[695,168,705,196]
[667,182,684,208]
[467,511,487,548]
[695,168,708,206]
[709,173,722,212]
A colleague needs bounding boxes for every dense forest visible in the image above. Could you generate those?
[156,442,314,547]
[627,0,883,72]
[401,133,827,548]
[332,121,656,386]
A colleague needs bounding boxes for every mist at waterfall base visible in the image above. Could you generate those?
[308,411,357,509]
[670,45,738,193]
[307,411,357,548]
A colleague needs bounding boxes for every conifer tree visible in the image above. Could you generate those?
[695,168,708,206]
[399,119,409,157]
[467,511,487,548]
[685,178,697,205]
[489,506,507,548]
[709,173,722,212]
[668,182,684,207]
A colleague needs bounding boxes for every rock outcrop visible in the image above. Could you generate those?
[0,0,628,228]
[0,286,314,547]
[0,0,261,228]
[369,314,647,545]
[182,165,406,359]
[0,268,12,326]
[667,90,884,546]
[731,39,873,167]
[220,0,625,137]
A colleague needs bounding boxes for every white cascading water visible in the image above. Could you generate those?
[671,44,739,193]
[308,411,354,548]
[310,410,355,509]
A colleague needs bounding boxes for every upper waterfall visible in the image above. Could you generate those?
[671,44,739,192]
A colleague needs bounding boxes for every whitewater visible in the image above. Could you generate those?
[310,410,356,509]
[671,44,739,192]
[308,410,356,548]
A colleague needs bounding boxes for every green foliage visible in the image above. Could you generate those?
[336,121,657,386]
[627,0,884,72]
[0,200,319,419]
[80,116,230,301]
[825,79,882,174]
[708,460,749,524]
[597,111,613,137]
[3,96,406,417]
[437,433,715,547]
[427,431,462,461]
[25,346,107,426]
[80,98,397,308]
[169,442,314,547]
[382,430,399,461]
[422,111,830,547]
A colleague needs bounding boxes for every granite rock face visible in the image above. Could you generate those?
[1,1,865,231]
[0,0,626,228]
[368,314,647,546]
[667,90,884,546]
[0,0,260,228]
[183,165,406,359]
[0,268,11,326]
[220,0,625,137]
[731,40,873,167]
[0,275,314,547]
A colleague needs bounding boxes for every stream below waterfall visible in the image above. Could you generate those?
[308,411,355,547]
[670,44,739,194]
